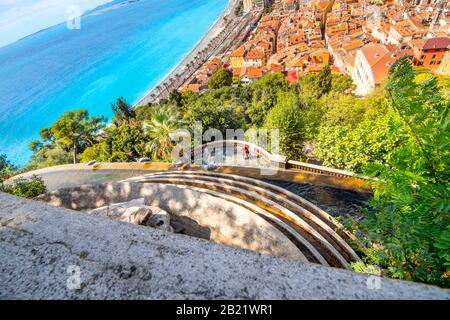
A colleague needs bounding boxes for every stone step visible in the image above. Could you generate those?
[133,172,359,264]
[130,175,351,268]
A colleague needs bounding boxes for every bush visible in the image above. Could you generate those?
[1,175,47,199]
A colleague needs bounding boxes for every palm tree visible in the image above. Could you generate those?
[175,73,181,86]
[143,106,184,161]
[156,85,162,97]
[188,61,195,73]
[163,82,170,96]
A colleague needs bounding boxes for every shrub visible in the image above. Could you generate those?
[1,175,47,199]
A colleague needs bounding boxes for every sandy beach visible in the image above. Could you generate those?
[135,0,240,106]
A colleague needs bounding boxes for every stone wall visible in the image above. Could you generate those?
[1,192,448,299]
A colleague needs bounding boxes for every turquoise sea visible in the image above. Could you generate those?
[0,0,227,166]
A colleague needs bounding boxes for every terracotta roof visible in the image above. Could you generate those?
[181,83,200,93]
[423,37,450,51]
[331,65,341,73]
[270,63,284,73]
[246,48,265,60]
[286,58,304,68]
[230,46,246,58]
[361,44,396,85]
[286,70,298,83]
[409,38,427,50]
[232,67,246,78]
[246,67,264,79]
[342,52,356,67]
[342,39,364,53]
[317,1,329,10]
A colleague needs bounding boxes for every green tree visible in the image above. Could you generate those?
[183,89,246,135]
[27,145,73,170]
[208,69,233,90]
[264,92,306,160]
[357,57,450,287]
[29,140,43,153]
[234,0,244,16]
[37,110,106,164]
[144,106,184,161]
[315,89,405,172]
[313,65,332,98]
[169,90,183,108]
[0,153,10,171]
[80,142,108,163]
[331,74,356,93]
[111,97,135,125]
[246,73,289,126]
[0,153,15,183]
[109,123,147,162]
[81,123,147,163]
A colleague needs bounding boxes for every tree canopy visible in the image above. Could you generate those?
[34,110,106,164]
[208,68,233,90]
[264,91,306,160]
[111,97,136,125]
[246,72,289,126]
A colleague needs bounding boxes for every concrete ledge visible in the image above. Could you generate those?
[0,192,448,299]
[9,162,372,192]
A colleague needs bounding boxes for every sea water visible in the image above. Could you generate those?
[0,0,226,165]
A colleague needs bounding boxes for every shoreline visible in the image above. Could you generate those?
[135,0,239,106]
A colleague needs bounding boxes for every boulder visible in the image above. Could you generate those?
[119,206,153,225]
[87,198,146,219]
[144,207,174,232]
[87,198,173,232]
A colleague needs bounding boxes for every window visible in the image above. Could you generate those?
[430,61,435,65]
[432,54,436,59]
[421,55,426,60]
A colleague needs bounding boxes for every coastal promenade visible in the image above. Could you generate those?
[135,0,245,105]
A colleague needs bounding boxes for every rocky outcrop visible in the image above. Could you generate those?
[87,198,173,232]
[119,206,153,225]
[1,191,449,299]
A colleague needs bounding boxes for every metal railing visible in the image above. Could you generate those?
[286,160,357,179]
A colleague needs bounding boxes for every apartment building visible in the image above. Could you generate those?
[410,37,450,71]
[352,44,396,96]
